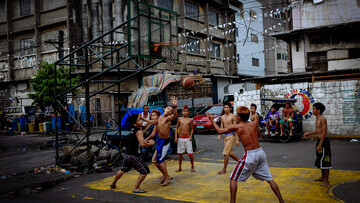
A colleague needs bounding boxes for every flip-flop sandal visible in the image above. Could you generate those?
[109,185,116,189]
[160,177,173,185]
[133,189,146,193]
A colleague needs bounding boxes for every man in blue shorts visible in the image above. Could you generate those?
[146,96,178,186]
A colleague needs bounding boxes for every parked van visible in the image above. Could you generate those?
[223,94,234,105]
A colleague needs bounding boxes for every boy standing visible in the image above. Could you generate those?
[304,103,331,186]
[175,105,195,172]
[206,107,284,203]
[250,103,259,125]
[145,96,178,186]
[110,114,155,193]
[217,103,239,174]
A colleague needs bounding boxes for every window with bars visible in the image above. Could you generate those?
[252,57,259,67]
[307,52,327,71]
[20,0,31,16]
[158,0,173,10]
[208,10,219,25]
[185,1,199,20]
[20,38,34,56]
[277,53,288,60]
[210,42,220,57]
[237,54,240,63]
[187,37,200,54]
[273,12,281,19]
[251,34,258,43]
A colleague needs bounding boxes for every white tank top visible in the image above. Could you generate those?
[140,112,150,126]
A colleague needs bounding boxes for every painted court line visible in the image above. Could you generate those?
[85,160,360,202]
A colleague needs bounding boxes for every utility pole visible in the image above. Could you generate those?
[44,30,64,60]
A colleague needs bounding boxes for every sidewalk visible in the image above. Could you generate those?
[0,130,106,198]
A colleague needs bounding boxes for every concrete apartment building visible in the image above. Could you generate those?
[230,0,289,94]
[0,0,242,119]
[272,0,360,73]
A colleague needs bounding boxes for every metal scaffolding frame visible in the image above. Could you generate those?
[53,18,163,168]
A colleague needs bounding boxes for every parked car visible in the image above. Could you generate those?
[3,106,38,119]
[193,104,224,133]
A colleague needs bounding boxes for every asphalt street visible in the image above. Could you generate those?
[1,132,360,202]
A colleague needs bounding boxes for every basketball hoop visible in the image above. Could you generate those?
[155,42,181,66]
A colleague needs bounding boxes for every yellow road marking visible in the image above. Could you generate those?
[201,158,237,163]
[85,160,360,202]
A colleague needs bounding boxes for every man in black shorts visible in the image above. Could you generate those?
[110,114,155,193]
[304,103,331,186]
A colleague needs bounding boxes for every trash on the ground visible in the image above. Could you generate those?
[282,156,287,159]
[36,187,42,190]
[0,175,7,180]
[34,168,39,173]
[350,139,359,142]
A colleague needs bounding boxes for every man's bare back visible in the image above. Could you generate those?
[209,112,260,151]
[233,122,260,151]
[315,115,327,139]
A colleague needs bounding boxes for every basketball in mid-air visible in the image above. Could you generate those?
[182,77,195,90]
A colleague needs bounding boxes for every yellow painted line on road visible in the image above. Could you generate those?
[85,160,360,202]
[201,158,238,163]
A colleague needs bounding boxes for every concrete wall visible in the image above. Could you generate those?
[291,40,306,72]
[292,0,360,30]
[234,80,360,136]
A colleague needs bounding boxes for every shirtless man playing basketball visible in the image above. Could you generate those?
[207,106,284,203]
[146,96,178,186]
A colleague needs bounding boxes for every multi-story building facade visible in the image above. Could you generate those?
[234,0,290,78]
[235,0,265,77]
[0,0,241,121]
[272,0,360,73]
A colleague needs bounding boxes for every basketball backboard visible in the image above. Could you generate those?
[128,0,179,59]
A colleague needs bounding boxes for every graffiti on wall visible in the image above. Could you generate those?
[342,89,360,124]
[285,88,315,120]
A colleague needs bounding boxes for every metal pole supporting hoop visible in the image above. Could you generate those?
[160,42,181,66]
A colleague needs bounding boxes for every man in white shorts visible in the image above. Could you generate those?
[175,105,195,172]
[207,106,284,203]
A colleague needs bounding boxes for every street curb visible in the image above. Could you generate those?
[328,135,360,141]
